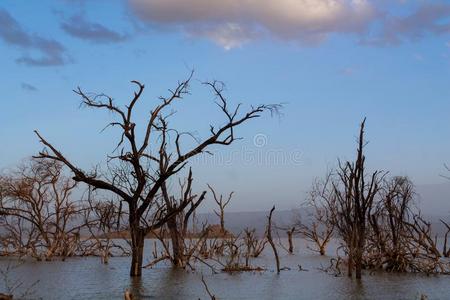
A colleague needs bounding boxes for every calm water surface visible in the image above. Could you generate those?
[1,239,449,299]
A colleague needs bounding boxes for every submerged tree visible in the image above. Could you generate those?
[326,119,384,279]
[441,219,450,258]
[314,120,447,276]
[157,169,208,268]
[367,176,415,271]
[0,159,85,260]
[297,175,335,256]
[83,192,129,263]
[34,73,279,276]
[367,176,446,273]
[266,206,280,274]
[208,184,233,234]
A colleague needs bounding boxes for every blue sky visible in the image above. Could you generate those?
[1,0,450,211]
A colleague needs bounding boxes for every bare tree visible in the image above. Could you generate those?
[286,226,296,254]
[208,184,233,234]
[367,176,447,273]
[34,73,279,276]
[297,175,335,255]
[266,206,280,274]
[148,170,208,268]
[441,219,450,258]
[83,192,130,263]
[326,119,384,279]
[367,176,415,271]
[243,228,267,259]
[0,159,85,260]
[317,121,446,276]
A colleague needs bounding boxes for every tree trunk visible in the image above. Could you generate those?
[319,245,325,256]
[355,227,365,279]
[267,206,280,274]
[130,226,145,277]
[167,217,185,267]
[347,254,353,277]
[347,234,354,277]
[355,253,362,279]
[220,213,225,233]
[287,230,294,254]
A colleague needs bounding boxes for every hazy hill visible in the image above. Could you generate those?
[197,182,450,236]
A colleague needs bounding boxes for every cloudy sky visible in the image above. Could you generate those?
[1,0,450,212]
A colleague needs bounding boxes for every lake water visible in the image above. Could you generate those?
[1,239,449,300]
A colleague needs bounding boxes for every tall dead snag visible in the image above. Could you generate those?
[34,73,280,276]
[327,119,383,279]
[0,159,85,260]
[441,220,450,258]
[297,175,335,256]
[207,184,233,234]
[266,206,280,274]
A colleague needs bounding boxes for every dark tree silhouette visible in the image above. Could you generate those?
[34,72,279,276]
[266,206,280,274]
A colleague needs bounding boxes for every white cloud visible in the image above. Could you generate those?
[128,1,450,49]
[128,0,377,49]
[188,23,256,50]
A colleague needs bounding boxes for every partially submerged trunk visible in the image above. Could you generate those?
[287,227,295,254]
[355,227,365,279]
[167,217,185,268]
[130,225,145,277]
[319,245,326,256]
[267,206,280,274]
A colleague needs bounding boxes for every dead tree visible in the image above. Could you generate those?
[266,206,280,274]
[286,227,296,254]
[0,159,85,260]
[441,220,450,258]
[326,119,383,279]
[370,176,447,273]
[243,228,267,265]
[214,233,264,272]
[367,176,416,271]
[207,184,233,234]
[83,191,129,263]
[297,175,335,256]
[34,73,280,276]
[154,170,208,268]
[273,225,296,254]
